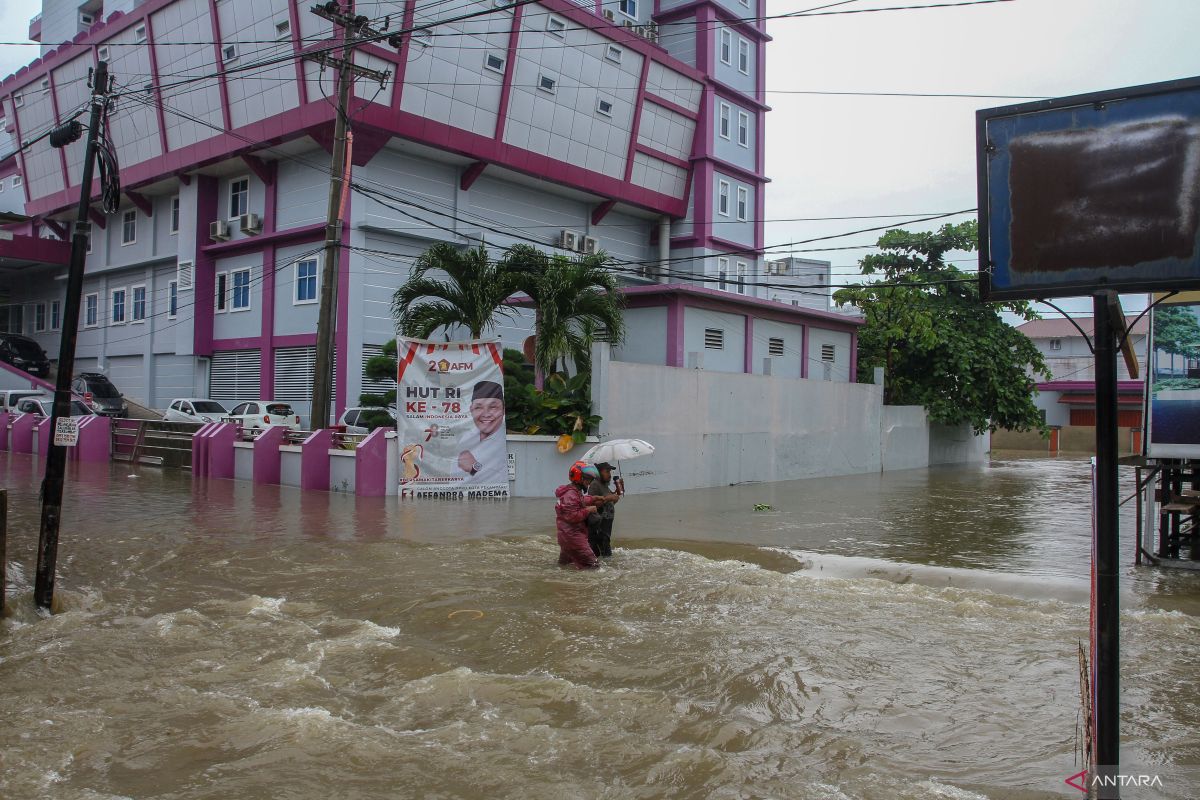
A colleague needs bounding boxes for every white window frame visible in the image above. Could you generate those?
[12,175,23,189]
[275,19,291,40]
[546,16,567,37]
[228,176,250,220]
[717,257,729,291]
[719,29,731,65]
[605,45,623,64]
[737,111,749,147]
[717,180,730,216]
[215,271,229,313]
[134,24,147,44]
[51,300,61,331]
[222,43,238,63]
[79,11,95,26]
[121,209,137,245]
[84,293,98,328]
[40,78,50,96]
[484,53,505,74]
[1049,338,1062,351]
[97,45,110,61]
[0,182,5,194]
[170,195,180,234]
[167,280,178,319]
[230,268,252,311]
[596,97,614,117]
[13,92,23,108]
[131,284,147,323]
[618,0,638,20]
[738,38,750,75]
[736,261,747,294]
[294,258,319,305]
[537,73,557,94]
[110,287,127,325]
[737,186,749,221]
[718,102,731,139]
[34,302,46,332]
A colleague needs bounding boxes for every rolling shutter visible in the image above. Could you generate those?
[210,349,261,401]
[273,346,337,403]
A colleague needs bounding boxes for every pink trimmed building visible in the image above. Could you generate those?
[0,0,856,423]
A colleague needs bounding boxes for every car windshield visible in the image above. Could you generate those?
[266,404,294,416]
[192,401,226,413]
[84,378,120,398]
[7,339,44,359]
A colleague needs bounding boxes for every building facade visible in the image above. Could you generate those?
[0,0,829,425]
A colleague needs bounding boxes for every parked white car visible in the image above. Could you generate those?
[337,406,397,434]
[0,389,50,413]
[163,398,229,424]
[14,397,95,418]
[224,401,302,431]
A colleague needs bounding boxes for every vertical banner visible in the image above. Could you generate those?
[396,338,510,498]
[1146,293,1200,458]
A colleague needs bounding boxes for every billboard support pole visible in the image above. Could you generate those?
[1092,291,1121,795]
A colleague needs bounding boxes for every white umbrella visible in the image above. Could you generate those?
[581,438,655,464]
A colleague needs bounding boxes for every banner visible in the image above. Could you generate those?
[396,338,510,498]
[1146,293,1200,458]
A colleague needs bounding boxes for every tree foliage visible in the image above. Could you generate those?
[1152,305,1200,359]
[832,221,1049,434]
[391,243,521,339]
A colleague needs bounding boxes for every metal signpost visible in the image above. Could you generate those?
[978,74,1200,798]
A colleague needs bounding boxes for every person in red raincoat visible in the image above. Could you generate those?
[556,461,608,569]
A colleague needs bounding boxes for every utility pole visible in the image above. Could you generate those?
[307,1,391,430]
[35,61,111,611]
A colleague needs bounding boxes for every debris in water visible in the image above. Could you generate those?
[753,503,773,512]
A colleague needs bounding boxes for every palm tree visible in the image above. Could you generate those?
[503,246,626,378]
[392,243,520,339]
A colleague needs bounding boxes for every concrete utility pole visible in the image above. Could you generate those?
[307,1,391,430]
[35,61,111,611]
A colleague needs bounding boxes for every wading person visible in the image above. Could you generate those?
[556,461,603,570]
[457,380,506,484]
[587,462,622,557]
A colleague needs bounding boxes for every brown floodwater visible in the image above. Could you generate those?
[0,452,1197,799]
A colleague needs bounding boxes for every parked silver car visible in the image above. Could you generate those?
[15,397,95,418]
[224,401,302,431]
[163,398,228,424]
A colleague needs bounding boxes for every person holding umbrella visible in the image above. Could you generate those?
[556,461,607,570]
[587,462,622,557]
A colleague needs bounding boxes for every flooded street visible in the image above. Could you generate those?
[1,453,1198,799]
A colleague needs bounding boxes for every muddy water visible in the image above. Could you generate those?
[1,453,1197,800]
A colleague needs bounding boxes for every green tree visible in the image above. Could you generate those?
[1152,304,1200,377]
[501,245,627,378]
[833,221,1049,434]
[391,243,521,339]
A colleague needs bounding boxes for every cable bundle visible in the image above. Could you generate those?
[96,103,121,214]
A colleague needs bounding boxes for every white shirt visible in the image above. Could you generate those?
[456,427,508,485]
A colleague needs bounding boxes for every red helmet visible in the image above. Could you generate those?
[568,460,589,484]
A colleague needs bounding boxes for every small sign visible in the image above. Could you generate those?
[507,452,516,481]
[53,417,79,447]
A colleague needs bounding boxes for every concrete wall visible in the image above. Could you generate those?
[881,405,930,472]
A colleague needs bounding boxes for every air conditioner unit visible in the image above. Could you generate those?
[209,220,230,241]
[238,212,262,235]
[603,9,615,21]
[623,20,634,29]
[582,236,598,255]
[559,230,579,251]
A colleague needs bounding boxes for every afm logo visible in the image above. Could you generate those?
[1066,770,1164,793]
[428,358,474,373]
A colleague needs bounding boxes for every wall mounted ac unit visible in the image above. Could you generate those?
[603,9,615,21]
[209,220,230,241]
[582,236,599,255]
[559,230,579,251]
[623,20,634,29]
[238,212,262,235]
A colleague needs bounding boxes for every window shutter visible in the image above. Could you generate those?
[177,260,194,290]
[821,343,836,362]
[210,349,261,401]
[768,337,784,357]
[273,346,337,402]
[704,328,724,350]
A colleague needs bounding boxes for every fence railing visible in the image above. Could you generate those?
[112,420,380,467]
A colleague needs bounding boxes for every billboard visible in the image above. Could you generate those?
[979,76,1200,300]
[1146,293,1200,458]
[396,339,510,498]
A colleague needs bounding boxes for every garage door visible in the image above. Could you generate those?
[210,349,261,402]
[107,355,146,405]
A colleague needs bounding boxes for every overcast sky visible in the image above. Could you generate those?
[3,0,1198,315]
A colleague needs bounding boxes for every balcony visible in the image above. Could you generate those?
[28,13,41,43]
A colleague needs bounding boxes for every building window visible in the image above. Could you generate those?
[111,288,127,324]
[13,92,24,108]
[1049,338,1062,351]
[768,337,785,357]
[538,73,557,94]
[97,45,110,61]
[736,262,747,294]
[718,257,729,290]
[704,328,724,350]
[718,180,730,216]
[168,281,178,319]
[295,258,318,304]
[40,78,50,96]
[84,294,98,327]
[605,45,622,63]
[718,102,731,139]
[131,285,147,322]
[619,0,637,19]
[821,343,836,362]
[231,268,251,310]
[134,24,147,44]
[738,38,750,74]
[215,272,228,313]
[596,97,613,117]
[484,53,505,73]
[122,209,136,245]
[79,11,94,26]
[737,186,748,221]
[719,29,731,65]
[170,196,180,234]
[275,19,291,39]
[34,303,46,332]
[546,16,566,36]
[737,111,749,147]
[12,175,23,189]
[229,177,249,219]
[51,300,61,330]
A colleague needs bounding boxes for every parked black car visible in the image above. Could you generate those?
[0,333,51,378]
[71,372,128,417]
